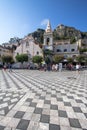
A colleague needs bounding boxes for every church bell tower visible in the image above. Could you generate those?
[43,20,53,51]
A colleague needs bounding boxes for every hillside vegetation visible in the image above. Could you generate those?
[28,24,87,44]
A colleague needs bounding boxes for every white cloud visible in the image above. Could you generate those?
[41,19,49,26]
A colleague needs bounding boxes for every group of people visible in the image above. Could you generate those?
[41,62,81,73]
[40,63,63,72]
[52,63,63,71]
[3,63,12,72]
[3,62,81,73]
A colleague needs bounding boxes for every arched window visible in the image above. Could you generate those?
[37,51,39,55]
[56,49,61,52]
[71,49,75,52]
[46,38,50,45]
[26,41,29,47]
[64,49,67,52]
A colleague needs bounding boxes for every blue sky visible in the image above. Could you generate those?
[0,0,87,44]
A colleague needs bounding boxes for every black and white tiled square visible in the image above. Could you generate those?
[0,91,24,116]
[0,69,87,130]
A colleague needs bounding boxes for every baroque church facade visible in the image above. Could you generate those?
[13,35,43,61]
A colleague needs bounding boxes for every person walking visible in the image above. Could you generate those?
[59,62,62,72]
[76,63,80,73]
[9,63,12,72]
[55,64,58,71]
[4,64,7,71]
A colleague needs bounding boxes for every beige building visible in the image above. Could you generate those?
[13,35,43,61]
[53,40,79,58]
[77,39,87,48]
[0,45,12,61]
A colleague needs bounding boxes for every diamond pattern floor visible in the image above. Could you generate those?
[0,69,87,130]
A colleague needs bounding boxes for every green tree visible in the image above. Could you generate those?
[45,56,51,64]
[32,55,43,64]
[43,50,53,64]
[53,55,64,63]
[79,48,87,54]
[15,54,28,63]
[70,37,76,44]
[43,49,53,56]
[67,57,74,63]
[76,55,86,63]
[2,55,13,64]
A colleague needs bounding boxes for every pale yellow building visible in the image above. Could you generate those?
[0,45,12,61]
[77,39,87,48]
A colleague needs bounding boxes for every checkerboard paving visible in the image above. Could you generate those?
[0,69,87,130]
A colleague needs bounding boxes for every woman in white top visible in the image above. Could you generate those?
[76,63,80,73]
